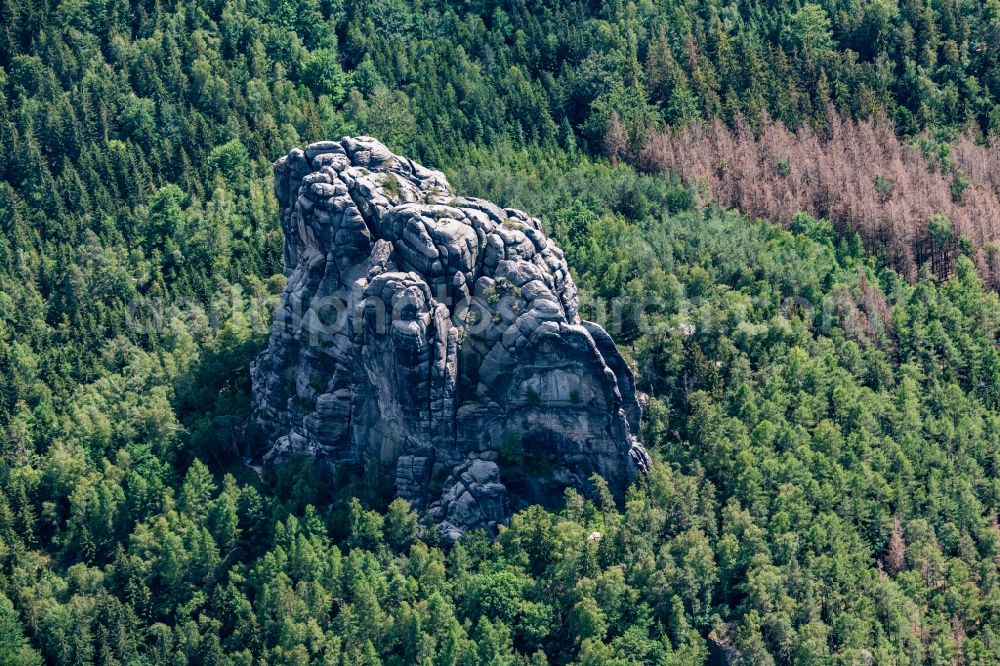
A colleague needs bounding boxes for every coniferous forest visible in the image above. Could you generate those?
[2,0,1000,663]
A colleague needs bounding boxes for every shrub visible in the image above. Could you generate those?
[499,432,525,464]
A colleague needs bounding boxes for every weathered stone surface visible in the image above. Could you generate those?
[430,460,509,543]
[251,137,650,539]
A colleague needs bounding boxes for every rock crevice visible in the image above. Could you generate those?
[251,137,650,538]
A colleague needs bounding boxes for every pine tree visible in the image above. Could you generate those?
[604,112,627,166]
[884,515,906,575]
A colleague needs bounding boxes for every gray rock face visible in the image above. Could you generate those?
[250,137,650,539]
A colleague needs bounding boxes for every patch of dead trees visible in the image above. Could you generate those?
[636,109,1000,287]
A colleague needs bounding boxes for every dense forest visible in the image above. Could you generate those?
[1,0,1000,663]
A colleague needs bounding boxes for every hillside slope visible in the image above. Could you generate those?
[1,0,999,663]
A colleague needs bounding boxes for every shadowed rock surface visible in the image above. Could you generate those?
[250,137,650,539]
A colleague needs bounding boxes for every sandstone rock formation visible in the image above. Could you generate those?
[250,137,650,539]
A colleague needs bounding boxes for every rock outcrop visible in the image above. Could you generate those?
[250,137,650,538]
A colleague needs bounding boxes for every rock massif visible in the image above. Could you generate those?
[251,137,650,539]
